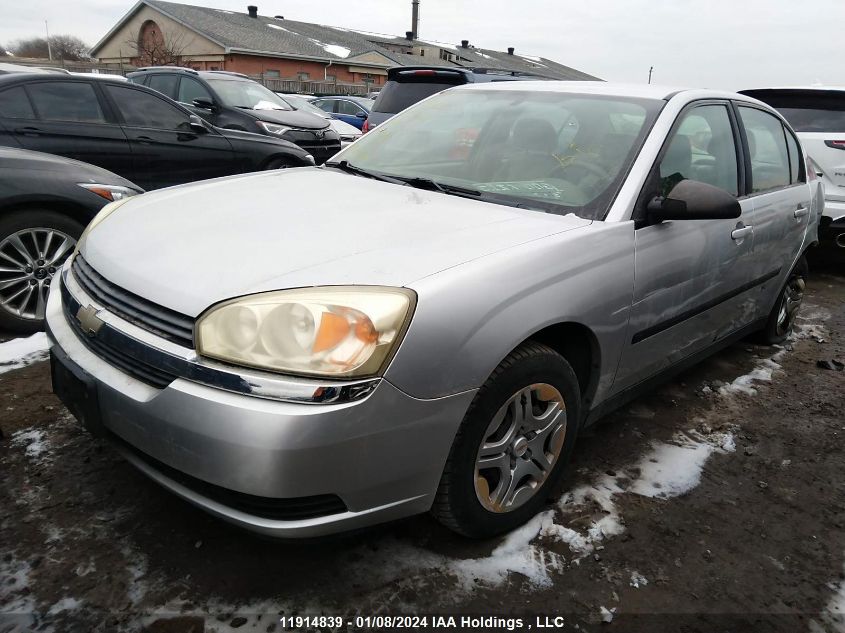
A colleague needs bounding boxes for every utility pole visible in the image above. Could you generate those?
[45,20,52,60]
[648,66,653,84]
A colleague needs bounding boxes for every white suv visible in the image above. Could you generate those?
[741,87,845,258]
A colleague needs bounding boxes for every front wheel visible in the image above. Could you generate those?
[0,210,83,333]
[758,256,808,345]
[432,342,581,538]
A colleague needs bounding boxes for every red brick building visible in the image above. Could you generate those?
[91,0,598,91]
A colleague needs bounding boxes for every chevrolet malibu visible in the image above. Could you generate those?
[47,83,821,538]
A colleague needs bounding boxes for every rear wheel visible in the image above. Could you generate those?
[0,210,83,333]
[757,256,808,345]
[432,342,581,538]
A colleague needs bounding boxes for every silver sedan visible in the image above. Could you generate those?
[47,82,821,538]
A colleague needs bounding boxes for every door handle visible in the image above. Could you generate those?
[134,135,153,144]
[731,226,753,241]
[794,206,809,219]
[14,126,41,137]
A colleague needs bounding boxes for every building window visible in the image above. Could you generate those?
[325,74,336,82]
[264,69,280,78]
[297,72,310,80]
[210,66,219,71]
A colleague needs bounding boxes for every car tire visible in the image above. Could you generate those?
[432,341,581,538]
[0,210,83,333]
[757,255,809,345]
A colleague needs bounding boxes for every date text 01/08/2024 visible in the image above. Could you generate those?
[277,615,571,630]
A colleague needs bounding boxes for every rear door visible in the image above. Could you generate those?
[0,85,35,148]
[1,80,133,178]
[103,83,236,190]
[614,101,759,391]
[736,104,810,310]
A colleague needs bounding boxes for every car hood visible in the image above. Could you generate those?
[330,118,361,137]
[81,168,591,317]
[244,107,330,130]
[213,126,304,152]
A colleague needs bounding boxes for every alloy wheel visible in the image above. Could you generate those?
[0,227,76,321]
[474,383,567,513]
[775,273,805,338]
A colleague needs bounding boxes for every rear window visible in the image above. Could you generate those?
[743,91,845,132]
[372,81,459,114]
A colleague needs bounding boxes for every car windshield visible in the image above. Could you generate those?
[206,78,292,111]
[335,89,663,219]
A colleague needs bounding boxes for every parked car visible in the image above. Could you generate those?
[366,90,380,100]
[48,82,820,539]
[365,66,545,132]
[276,93,361,148]
[0,147,142,332]
[309,95,374,130]
[127,68,340,163]
[740,87,845,260]
[0,74,315,191]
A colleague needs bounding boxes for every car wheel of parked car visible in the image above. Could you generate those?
[432,342,581,538]
[758,256,808,345]
[0,210,83,333]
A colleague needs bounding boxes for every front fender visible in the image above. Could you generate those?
[386,221,636,406]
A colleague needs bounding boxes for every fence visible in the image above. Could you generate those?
[259,76,372,96]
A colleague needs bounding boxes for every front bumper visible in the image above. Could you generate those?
[46,265,475,537]
[820,199,845,253]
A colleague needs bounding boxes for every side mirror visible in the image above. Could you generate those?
[192,97,215,111]
[647,179,741,222]
[355,111,367,118]
[188,115,208,133]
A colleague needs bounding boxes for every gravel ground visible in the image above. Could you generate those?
[0,266,843,633]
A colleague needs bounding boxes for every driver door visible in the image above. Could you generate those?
[613,101,760,392]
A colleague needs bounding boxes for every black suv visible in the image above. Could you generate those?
[128,68,341,163]
[0,74,316,190]
[367,66,546,131]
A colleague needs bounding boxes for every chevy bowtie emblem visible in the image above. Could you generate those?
[76,304,104,337]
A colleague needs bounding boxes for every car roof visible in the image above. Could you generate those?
[454,81,755,103]
[0,73,130,87]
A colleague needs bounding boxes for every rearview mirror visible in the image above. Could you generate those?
[188,115,208,133]
[192,97,215,110]
[647,180,741,222]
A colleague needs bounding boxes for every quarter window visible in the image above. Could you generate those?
[27,82,105,124]
[0,87,35,119]
[659,104,739,196]
[784,128,804,184]
[106,85,190,131]
[738,106,791,192]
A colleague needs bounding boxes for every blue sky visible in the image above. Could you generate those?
[1,0,840,90]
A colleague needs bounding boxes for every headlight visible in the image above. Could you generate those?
[78,183,141,201]
[74,196,133,255]
[196,287,415,378]
[256,121,292,136]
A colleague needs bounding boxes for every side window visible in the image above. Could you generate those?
[784,128,804,184]
[738,106,791,193]
[178,77,212,105]
[336,100,361,116]
[147,74,178,99]
[0,87,35,119]
[26,82,105,124]
[659,104,739,196]
[106,85,190,131]
[313,99,334,114]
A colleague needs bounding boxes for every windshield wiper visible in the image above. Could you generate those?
[396,177,483,199]
[324,161,407,184]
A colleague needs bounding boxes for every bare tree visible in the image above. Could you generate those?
[126,24,193,66]
[11,35,89,60]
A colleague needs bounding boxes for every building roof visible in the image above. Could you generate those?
[91,0,600,80]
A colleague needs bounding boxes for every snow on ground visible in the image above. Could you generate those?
[0,553,35,621]
[0,332,50,374]
[323,44,351,58]
[11,428,50,460]
[809,561,845,633]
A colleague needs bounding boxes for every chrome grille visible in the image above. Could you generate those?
[71,256,194,348]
